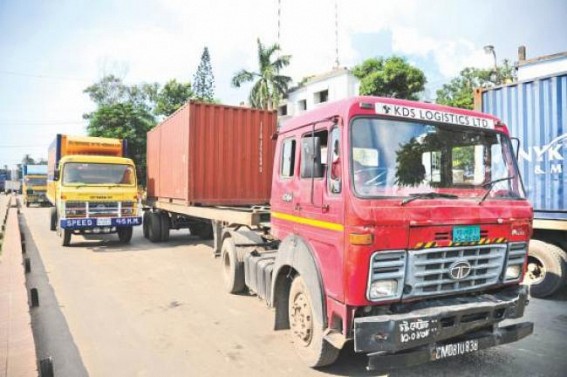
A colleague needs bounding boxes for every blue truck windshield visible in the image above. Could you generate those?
[350,117,525,200]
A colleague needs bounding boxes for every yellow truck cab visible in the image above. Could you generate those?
[22,164,48,207]
[47,134,141,246]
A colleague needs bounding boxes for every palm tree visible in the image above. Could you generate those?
[231,38,291,110]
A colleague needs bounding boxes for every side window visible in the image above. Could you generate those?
[328,127,341,193]
[300,129,328,179]
[280,138,296,178]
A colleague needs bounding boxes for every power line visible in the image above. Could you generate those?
[0,69,91,82]
[0,120,86,125]
[0,145,47,148]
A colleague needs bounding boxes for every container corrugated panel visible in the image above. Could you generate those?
[480,73,567,220]
[147,101,277,205]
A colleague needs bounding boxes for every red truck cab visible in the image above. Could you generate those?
[266,96,533,368]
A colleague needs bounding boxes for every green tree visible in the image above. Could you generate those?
[22,154,35,165]
[436,61,515,110]
[85,103,155,180]
[353,56,426,100]
[154,79,194,117]
[231,38,292,110]
[83,76,158,183]
[193,47,215,102]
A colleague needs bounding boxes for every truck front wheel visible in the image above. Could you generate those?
[59,228,71,247]
[525,240,566,298]
[221,237,245,294]
[118,227,133,244]
[49,208,57,231]
[288,275,339,367]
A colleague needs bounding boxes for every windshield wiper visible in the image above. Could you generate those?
[401,192,459,206]
[478,176,516,205]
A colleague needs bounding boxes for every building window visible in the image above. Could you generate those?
[297,99,307,112]
[314,89,329,104]
[278,104,288,116]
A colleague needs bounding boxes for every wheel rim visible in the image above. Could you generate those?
[290,290,313,346]
[526,256,545,284]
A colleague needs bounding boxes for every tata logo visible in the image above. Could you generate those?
[448,260,472,280]
[519,133,567,175]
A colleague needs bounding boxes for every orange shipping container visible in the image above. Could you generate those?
[146,101,277,206]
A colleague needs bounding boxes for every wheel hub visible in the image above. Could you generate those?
[526,259,545,283]
[290,292,313,346]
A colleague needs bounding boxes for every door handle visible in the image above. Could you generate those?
[295,203,302,211]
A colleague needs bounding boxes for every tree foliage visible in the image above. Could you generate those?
[232,38,292,110]
[436,61,515,110]
[353,56,426,100]
[193,47,215,102]
[154,79,193,117]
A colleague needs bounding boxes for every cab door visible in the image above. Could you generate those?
[296,124,345,301]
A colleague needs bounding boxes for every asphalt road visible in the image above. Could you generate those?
[20,205,567,377]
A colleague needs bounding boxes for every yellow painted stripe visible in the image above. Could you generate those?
[415,242,424,249]
[272,211,344,232]
[425,241,436,248]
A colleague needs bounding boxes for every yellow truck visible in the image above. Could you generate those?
[47,134,142,246]
[22,164,48,207]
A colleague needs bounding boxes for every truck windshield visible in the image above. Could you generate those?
[63,163,136,186]
[350,117,524,200]
[25,177,47,186]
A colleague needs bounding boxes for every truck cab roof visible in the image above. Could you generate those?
[60,155,134,165]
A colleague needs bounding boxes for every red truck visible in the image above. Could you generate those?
[144,98,533,370]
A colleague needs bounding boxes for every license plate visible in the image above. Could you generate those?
[97,218,112,226]
[432,339,479,360]
[453,225,480,243]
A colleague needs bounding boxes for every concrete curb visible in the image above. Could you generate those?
[0,196,38,377]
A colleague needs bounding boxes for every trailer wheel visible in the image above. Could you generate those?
[148,212,162,243]
[117,227,133,244]
[288,275,339,367]
[191,221,214,240]
[525,240,566,298]
[159,212,170,242]
[221,237,245,294]
[142,211,150,239]
[49,207,57,231]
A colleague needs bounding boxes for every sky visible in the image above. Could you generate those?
[0,0,566,168]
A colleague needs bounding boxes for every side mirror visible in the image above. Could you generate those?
[511,137,520,160]
[54,170,60,181]
[301,137,323,178]
[26,188,33,195]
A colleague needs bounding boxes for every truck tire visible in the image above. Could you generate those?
[142,211,150,239]
[221,237,245,294]
[526,240,566,298]
[60,229,71,247]
[288,275,339,367]
[160,212,170,242]
[148,212,162,243]
[191,221,214,240]
[49,207,57,231]
[118,227,133,244]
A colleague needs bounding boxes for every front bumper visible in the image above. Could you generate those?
[354,285,532,370]
[60,216,142,229]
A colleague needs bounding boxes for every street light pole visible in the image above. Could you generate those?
[484,45,499,84]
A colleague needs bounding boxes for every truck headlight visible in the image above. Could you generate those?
[505,265,521,280]
[369,280,398,299]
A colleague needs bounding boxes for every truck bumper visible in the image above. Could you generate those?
[354,285,532,370]
[60,216,142,229]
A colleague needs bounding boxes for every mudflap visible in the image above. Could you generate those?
[366,321,533,371]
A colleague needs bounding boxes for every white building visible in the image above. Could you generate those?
[517,48,567,81]
[278,67,359,122]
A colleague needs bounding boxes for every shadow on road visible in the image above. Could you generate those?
[19,214,89,377]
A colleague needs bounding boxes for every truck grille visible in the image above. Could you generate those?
[88,201,119,217]
[404,245,506,299]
